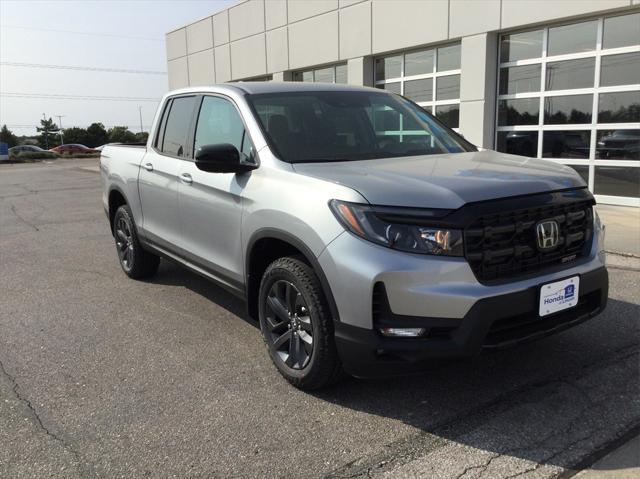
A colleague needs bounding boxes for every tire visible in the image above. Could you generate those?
[258,257,342,390]
[113,205,160,279]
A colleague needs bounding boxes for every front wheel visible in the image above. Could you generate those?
[113,205,160,279]
[258,257,342,390]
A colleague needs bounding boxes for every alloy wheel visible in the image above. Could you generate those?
[115,216,134,272]
[264,280,314,369]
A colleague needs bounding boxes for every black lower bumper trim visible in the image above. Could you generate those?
[334,267,608,378]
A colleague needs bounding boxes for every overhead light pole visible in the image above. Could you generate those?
[42,113,49,149]
[55,115,65,145]
[138,106,143,133]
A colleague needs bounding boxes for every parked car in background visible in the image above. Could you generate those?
[50,144,98,154]
[596,130,640,160]
[9,145,46,155]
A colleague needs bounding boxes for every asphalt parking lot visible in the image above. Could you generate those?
[1,158,638,479]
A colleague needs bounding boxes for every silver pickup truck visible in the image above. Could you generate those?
[101,82,608,389]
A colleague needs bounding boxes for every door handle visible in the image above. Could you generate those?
[143,162,154,172]
[179,172,193,184]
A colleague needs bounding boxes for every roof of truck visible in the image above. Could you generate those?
[169,82,382,96]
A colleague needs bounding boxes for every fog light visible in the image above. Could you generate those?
[379,327,425,337]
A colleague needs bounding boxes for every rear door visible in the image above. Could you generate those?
[176,94,256,288]
[138,95,197,248]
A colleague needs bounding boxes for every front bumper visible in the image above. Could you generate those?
[334,267,608,377]
[318,213,607,377]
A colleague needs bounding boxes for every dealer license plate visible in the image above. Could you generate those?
[539,276,580,317]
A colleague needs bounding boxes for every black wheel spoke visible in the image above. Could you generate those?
[266,296,289,322]
[116,230,127,242]
[287,334,301,368]
[285,282,297,313]
[299,315,312,333]
[273,330,292,350]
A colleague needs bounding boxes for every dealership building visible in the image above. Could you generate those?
[166,0,640,206]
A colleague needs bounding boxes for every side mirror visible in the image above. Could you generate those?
[194,143,256,173]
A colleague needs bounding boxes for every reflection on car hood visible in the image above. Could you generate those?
[292,150,586,209]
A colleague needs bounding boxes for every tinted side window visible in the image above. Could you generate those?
[154,99,171,149]
[162,96,196,157]
[194,96,253,157]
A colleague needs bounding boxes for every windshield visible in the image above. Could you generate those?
[247,90,474,163]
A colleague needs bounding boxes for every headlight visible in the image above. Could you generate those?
[329,200,463,256]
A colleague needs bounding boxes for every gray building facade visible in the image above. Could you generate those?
[166,0,640,207]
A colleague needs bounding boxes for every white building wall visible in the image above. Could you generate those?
[166,0,640,205]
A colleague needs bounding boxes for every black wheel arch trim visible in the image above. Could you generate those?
[107,185,129,234]
[245,228,341,323]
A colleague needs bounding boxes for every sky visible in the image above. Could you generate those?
[0,0,235,136]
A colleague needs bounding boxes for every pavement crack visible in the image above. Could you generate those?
[9,203,39,231]
[0,356,88,476]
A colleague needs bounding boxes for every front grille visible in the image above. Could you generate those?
[464,199,593,282]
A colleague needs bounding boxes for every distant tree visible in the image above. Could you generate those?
[36,117,60,149]
[134,131,149,143]
[108,126,137,144]
[0,125,18,147]
[85,122,109,147]
[62,127,89,145]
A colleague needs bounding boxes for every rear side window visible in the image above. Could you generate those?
[161,96,196,157]
[194,96,254,158]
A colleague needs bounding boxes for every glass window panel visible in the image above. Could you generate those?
[437,44,461,71]
[545,58,595,90]
[314,67,334,83]
[500,30,543,63]
[379,82,401,94]
[292,72,303,82]
[594,166,640,198]
[302,71,313,82]
[497,131,538,157]
[498,98,540,126]
[548,20,597,56]
[499,64,541,94]
[375,55,402,80]
[596,130,640,160]
[568,165,590,185]
[598,91,640,123]
[435,104,459,128]
[542,130,590,159]
[544,94,593,124]
[436,74,460,100]
[405,49,434,76]
[603,13,640,49]
[335,64,348,84]
[194,96,251,156]
[404,78,433,102]
[161,96,196,156]
[600,52,640,87]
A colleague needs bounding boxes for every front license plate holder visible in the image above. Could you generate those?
[539,276,580,317]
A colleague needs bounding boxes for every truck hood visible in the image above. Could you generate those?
[292,150,586,209]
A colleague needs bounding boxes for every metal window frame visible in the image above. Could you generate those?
[293,63,348,84]
[495,13,640,207]
[374,43,461,128]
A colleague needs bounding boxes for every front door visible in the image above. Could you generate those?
[176,95,256,288]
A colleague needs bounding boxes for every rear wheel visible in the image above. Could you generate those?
[258,257,342,390]
[113,205,159,279]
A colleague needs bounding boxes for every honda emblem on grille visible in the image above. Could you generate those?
[536,220,559,250]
